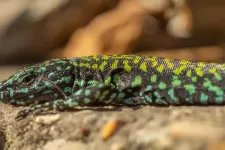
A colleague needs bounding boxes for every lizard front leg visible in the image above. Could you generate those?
[16,83,126,119]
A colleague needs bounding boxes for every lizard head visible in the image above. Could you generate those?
[0,58,75,105]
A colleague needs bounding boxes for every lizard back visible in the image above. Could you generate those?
[73,55,225,105]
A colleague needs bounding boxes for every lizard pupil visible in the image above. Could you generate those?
[48,73,58,81]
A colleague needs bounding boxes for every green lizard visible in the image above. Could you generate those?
[0,55,225,118]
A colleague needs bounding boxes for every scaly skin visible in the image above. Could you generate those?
[0,55,225,118]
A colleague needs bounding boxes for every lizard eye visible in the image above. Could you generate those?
[21,74,35,84]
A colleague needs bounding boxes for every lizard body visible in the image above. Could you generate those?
[0,55,225,118]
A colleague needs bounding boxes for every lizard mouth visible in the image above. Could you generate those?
[27,95,55,104]
[0,90,55,105]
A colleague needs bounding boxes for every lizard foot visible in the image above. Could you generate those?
[15,99,66,120]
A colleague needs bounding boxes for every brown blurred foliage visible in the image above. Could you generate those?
[0,0,225,64]
[57,0,193,58]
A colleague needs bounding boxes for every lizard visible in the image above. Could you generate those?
[0,55,225,118]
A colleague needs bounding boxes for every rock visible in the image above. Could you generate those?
[43,139,87,150]
[43,139,66,150]
[168,121,225,141]
[35,114,60,125]
[111,142,126,150]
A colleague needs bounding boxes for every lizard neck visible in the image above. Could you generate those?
[71,57,105,88]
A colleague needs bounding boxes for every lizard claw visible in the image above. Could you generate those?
[15,108,31,120]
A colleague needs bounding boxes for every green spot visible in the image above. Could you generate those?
[80,63,90,68]
[209,68,222,80]
[157,64,164,73]
[165,59,173,68]
[7,87,13,91]
[0,93,3,99]
[99,61,107,71]
[84,98,91,104]
[98,83,104,88]
[168,89,179,104]
[209,68,217,74]
[132,76,142,87]
[153,92,167,105]
[192,76,197,82]
[144,96,152,103]
[173,65,187,75]
[172,79,181,86]
[111,60,119,69]
[208,86,223,96]
[44,82,51,87]
[185,97,194,103]
[145,85,152,91]
[155,99,167,105]
[158,82,167,90]
[134,57,140,64]
[184,84,196,95]
[105,76,111,84]
[80,80,85,87]
[75,90,82,96]
[200,93,208,103]
[215,74,222,80]
[216,96,223,104]
[92,56,100,61]
[118,93,125,99]
[44,90,51,94]
[124,98,133,104]
[123,60,132,72]
[150,75,157,83]
[56,66,62,71]
[203,79,211,87]
[64,87,72,93]
[62,76,72,83]
[88,80,99,85]
[73,62,78,66]
[113,75,120,83]
[18,101,26,105]
[9,91,14,97]
[64,100,79,107]
[92,64,98,69]
[66,66,71,70]
[140,62,147,72]
[195,67,203,77]
[152,61,158,67]
[102,55,110,60]
[186,70,192,77]
[29,95,35,98]
[18,88,29,93]
[41,67,47,71]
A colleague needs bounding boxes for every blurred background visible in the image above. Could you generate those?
[0,0,225,79]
